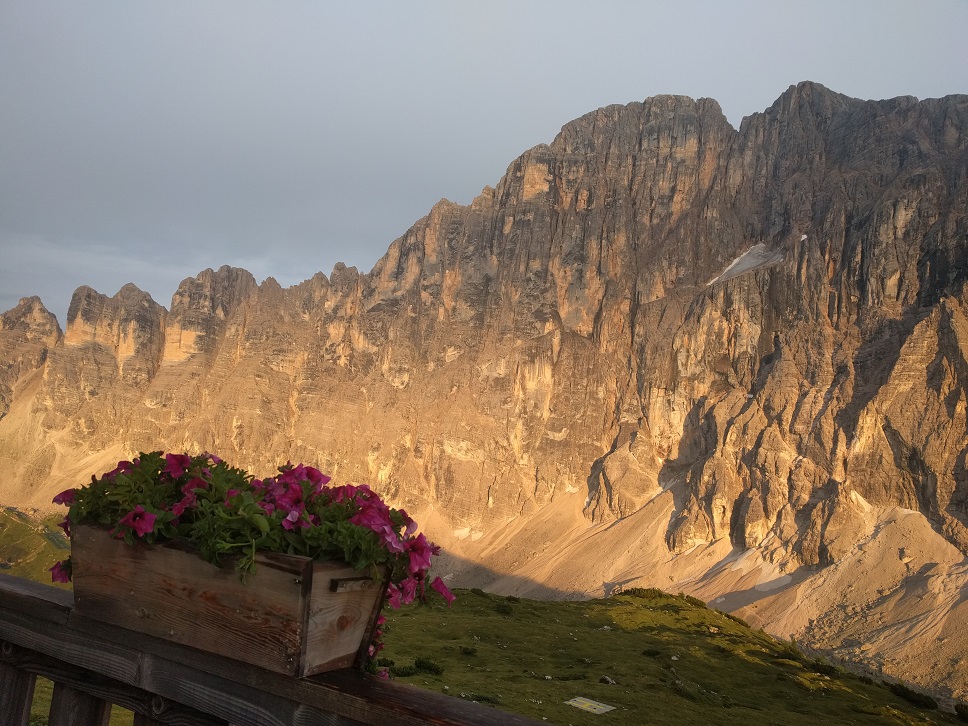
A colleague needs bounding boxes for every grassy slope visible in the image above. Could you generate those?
[0,507,70,585]
[381,589,960,725]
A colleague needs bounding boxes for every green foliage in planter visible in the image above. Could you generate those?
[50,451,454,614]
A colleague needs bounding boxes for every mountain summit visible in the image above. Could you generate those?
[2,82,967,700]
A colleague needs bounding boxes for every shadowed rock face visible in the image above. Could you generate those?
[2,81,968,698]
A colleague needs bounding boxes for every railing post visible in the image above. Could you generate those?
[132,694,171,726]
[0,659,36,726]
[49,681,112,726]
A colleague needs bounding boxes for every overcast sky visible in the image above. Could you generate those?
[2,1,966,325]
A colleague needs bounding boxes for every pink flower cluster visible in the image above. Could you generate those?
[49,559,71,584]
[329,483,455,608]
[119,505,157,537]
[49,452,455,617]
[248,462,331,531]
[52,487,76,539]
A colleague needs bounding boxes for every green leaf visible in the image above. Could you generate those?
[250,513,271,534]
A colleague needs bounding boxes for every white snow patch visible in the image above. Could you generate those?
[754,574,793,592]
[707,243,786,286]
[849,489,873,513]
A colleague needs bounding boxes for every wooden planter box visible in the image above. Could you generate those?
[68,524,387,677]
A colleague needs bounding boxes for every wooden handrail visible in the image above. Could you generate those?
[0,573,542,726]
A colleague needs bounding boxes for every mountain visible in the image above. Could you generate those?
[2,81,967,700]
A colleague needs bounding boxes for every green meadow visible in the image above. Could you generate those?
[380,588,962,725]
[0,507,70,585]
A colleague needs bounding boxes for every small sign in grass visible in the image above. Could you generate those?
[565,696,615,714]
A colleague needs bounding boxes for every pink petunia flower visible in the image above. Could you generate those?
[164,453,193,479]
[399,509,418,538]
[282,507,310,531]
[185,476,208,492]
[431,576,456,606]
[304,466,331,492]
[385,583,402,609]
[275,481,304,512]
[52,488,77,506]
[104,460,134,480]
[49,560,71,583]
[329,483,372,504]
[119,505,157,537]
[351,501,406,554]
[406,533,439,575]
[171,495,194,518]
[400,577,418,605]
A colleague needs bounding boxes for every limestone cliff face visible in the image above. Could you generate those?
[0,297,60,419]
[2,81,968,697]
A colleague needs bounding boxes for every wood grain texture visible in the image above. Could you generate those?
[49,682,111,726]
[1,639,225,726]
[70,525,385,676]
[302,561,386,675]
[0,660,35,726]
[0,571,73,620]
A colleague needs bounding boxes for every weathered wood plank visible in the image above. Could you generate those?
[2,607,141,686]
[1,639,226,726]
[70,525,385,677]
[302,560,387,675]
[0,571,73,622]
[3,610,360,726]
[0,660,35,726]
[71,525,313,677]
[49,681,111,726]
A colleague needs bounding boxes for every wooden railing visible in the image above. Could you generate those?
[0,574,541,725]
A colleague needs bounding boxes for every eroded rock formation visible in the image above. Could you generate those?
[2,81,967,698]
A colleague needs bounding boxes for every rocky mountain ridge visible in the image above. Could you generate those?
[1,81,967,698]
